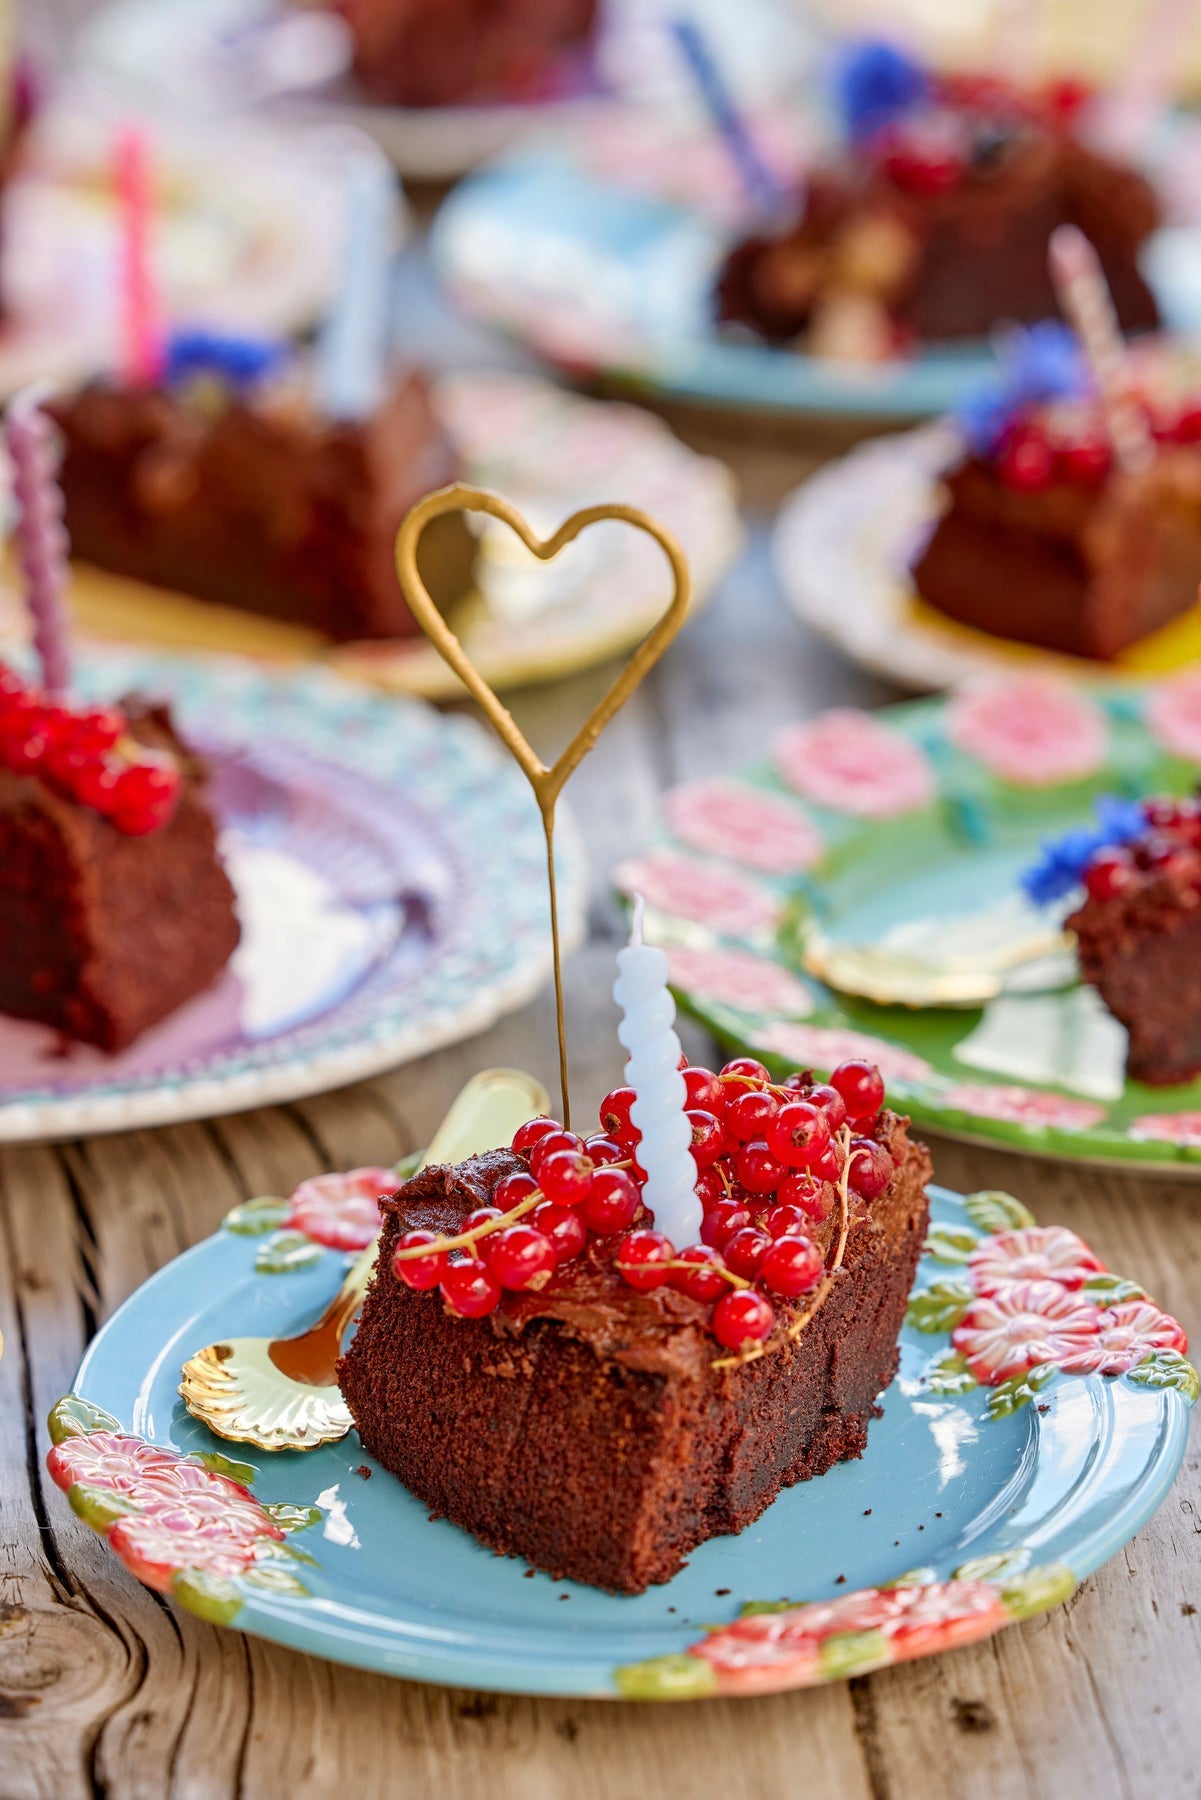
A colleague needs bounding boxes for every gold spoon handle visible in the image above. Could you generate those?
[266,1068,549,1384]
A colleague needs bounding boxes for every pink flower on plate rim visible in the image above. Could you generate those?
[689,1579,1007,1694]
[613,851,779,936]
[285,1167,397,1251]
[1128,1111,1201,1150]
[1145,667,1201,763]
[664,944,813,1019]
[968,1226,1105,1297]
[108,1507,270,1593]
[754,1021,933,1084]
[1057,1299,1189,1376]
[773,709,936,820]
[941,1084,1107,1132]
[946,677,1108,787]
[664,779,824,875]
[47,1431,188,1499]
[952,1280,1101,1385]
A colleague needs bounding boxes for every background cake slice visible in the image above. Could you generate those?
[0,677,240,1051]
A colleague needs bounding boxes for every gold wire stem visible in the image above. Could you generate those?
[395,485,691,1128]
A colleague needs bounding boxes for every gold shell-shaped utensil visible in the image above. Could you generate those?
[179,1067,549,1452]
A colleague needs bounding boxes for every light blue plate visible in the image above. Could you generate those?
[50,1182,1195,1698]
[431,151,1201,419]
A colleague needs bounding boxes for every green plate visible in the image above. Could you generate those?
[614,673,1201,1173]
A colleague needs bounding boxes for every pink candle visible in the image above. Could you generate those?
[114,125,164,387]
[7,387,71,696]
[1048,224,1155,475]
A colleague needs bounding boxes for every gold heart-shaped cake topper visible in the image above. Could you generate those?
[396,484,692,1124]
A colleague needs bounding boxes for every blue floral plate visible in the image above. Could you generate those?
[0,647,585,1142]
[47,1180,1194,1697]
[432,149,1201,421]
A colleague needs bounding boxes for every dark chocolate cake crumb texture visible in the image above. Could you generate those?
[340,1053,932,1592]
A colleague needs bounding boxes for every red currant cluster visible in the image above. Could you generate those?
[0,665,183,835]
[992,401,1201,495]
[391,1057,895,1358]
[1084,796,1201,902]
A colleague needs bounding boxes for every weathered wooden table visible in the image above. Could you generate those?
[3,433,1199,1798]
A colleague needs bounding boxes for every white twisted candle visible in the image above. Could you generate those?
[612,896,702,1248]
[1048,224,1155,475]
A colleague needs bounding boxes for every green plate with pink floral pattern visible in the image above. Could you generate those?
[615,670,1201,1173]
[46,1171,1194,1697]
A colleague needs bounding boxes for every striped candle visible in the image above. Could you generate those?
[7,386,71,695]
[1048,224,1155,475]
[315,145,396,421]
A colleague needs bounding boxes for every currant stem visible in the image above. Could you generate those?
[392,1190,543,1259]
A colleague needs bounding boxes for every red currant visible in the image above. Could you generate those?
[462,1206,502,1236]
[810,1143,842,1184]
[700,1200,752,1249]
[486,1225,556,1291]
[392,1228,447,1290]
[1062,438,1111,485]
[72,756,123,812]
[580,1167,640,1235]
[695,1168,724,1210]
[776,1173,833,1223]
[723,1226,771,1280]
[848,1138,892,1201]
[681,1065,723,1111]
[725,1088,778,1141]
[66,707,125,753]
[529,1129,583,1175]
[831,1060,885,1124]
[512,1116,560,1158]
[998,425,1057,493]
[720,1057,770,1087]
[617,1229,676,1292]
[598,1086,638,1143]
[766,1100,831,1169]
[711,1288,775,1350]
[492,1171,539,1213]
[808,1083,848,1133]
[537,1149,595,1207]
[1177,404,1201,444]
[670,1243,728,1303]
[583,1133,623,1166]
[759,1234,824,1298]
[736,1140,785,1197]
[686,1109,728,1169]
[530,1201,586,1264]
[1084,849,1135,902]
[440,1260,502,1318]
[110,757,183,835]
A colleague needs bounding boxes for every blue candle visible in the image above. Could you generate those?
[669,17,786,217]
[315,148,397,421]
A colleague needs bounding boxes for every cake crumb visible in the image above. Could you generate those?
[894,1540,900,1547]
[863,1508,872,1516]
[918,1523,925,1531]
[356,1465,371,1479]
[715,1588,731,1597]
[951,1697,995,1734]
[558,1593,570,1602]
[935,1511,942,1518]
[1181,1602,1196,1616]
[834,1574,846,1585]
[523,1568,536,1579]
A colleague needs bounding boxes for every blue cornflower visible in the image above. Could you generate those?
[832,40,929,145]
[955,321,1090,457]
[166,327,288,391]
[1020,794,1146,906]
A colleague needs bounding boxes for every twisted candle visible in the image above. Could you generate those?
[114,124,164,387]
[613,895,702,1248]
[7,386,71,695]
[1048,225,1155,475]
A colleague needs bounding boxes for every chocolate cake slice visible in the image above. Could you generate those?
[339,1103,931,1594]
[0,694,240,1051]
[911,437,1201,660]
[1064,799,1201,1085]
[716,72,1159,352]
[48,367,476,643]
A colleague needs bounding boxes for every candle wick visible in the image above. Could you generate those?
[630,892,646,948]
